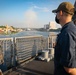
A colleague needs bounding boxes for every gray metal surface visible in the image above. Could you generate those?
[4,60,54,75]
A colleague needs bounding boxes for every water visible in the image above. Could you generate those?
[0,30,58,38]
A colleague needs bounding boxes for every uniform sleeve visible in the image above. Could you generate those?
[60,32,76,68]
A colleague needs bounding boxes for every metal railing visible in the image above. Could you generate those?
[0,38,13,68]
[48,33,58,48]
[14,35,48,64]
[0,34,58,69]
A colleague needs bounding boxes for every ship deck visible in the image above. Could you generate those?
[4,59,54,75]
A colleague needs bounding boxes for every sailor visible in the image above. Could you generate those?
[52,2,76,75]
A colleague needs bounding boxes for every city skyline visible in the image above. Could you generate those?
[0,0,75,28]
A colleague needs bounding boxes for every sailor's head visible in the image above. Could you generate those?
[52,2,75,24]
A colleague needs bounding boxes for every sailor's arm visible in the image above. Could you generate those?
[64,67,76,75]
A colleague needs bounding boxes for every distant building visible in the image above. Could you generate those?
[0,24,17,34]
[44,24,49,29]
[49,22,57,29]
[44,22,57,30]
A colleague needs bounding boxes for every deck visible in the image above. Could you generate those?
[4,59,54,75]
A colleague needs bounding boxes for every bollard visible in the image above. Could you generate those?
[42,50,49,59]
[48,48,54,59]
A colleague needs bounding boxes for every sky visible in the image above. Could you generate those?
[0,0,75,28]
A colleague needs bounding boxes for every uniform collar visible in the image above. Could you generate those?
[61,21,73,32]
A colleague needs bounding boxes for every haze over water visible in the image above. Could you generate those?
[0,31,58,38]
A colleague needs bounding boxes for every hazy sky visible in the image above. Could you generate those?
[0,0,75,28]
